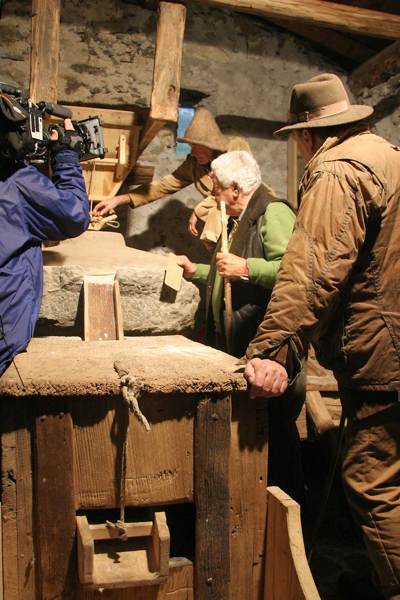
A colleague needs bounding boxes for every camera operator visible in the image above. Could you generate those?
[0,101,90,376]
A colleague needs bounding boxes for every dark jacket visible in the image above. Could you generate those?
[247,131,400,397]
[0,149,89,374]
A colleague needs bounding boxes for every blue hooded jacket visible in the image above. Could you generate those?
[0,148,90,375]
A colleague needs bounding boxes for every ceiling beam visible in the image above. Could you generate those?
[270,18,375,64]
[191,0,400,39]
[348,40,400,95]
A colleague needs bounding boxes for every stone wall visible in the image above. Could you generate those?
[0,0,398,262]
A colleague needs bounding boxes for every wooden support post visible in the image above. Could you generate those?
[30,0,61,102]
[150,2,187,122]
[195,394,231,600]
[35,408,76,600]
[287,135,299,211]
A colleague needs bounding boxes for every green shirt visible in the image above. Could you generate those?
[193,201,295,332]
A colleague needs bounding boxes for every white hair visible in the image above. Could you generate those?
[211,150,261,194]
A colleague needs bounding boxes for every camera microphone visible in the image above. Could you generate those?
[37,102,73,119]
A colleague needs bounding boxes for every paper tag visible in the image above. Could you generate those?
[164,254,183,291]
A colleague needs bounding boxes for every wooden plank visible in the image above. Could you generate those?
[78,558,193,599]
[265,487,320,600]
[72,394,194,508]
[1,429,19,600]
[349,40,400,95]
[287,135,299,211]
[270,18,375,65]
[150,2,187,122]
[1,400,36,600]
[194,394,231,600]
[35,408,76,600]
[192,0,400,39]
[229,393,268,600]
[30,0,61,102]
[84,274,124,342]
[130,163,155,186]
[305,390,335,436]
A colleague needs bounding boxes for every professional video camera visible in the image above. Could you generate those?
[0,82,106,163]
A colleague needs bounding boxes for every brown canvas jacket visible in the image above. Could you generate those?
[247,130,400,396]
[128,154,212,208]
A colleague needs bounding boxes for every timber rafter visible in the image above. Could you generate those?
[191,0,400,39]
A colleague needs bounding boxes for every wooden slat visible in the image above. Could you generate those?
[30,0,61,102]
[195,394,231,600]
[35,409,76,600]
[193,0,400,39]
[72,394,194,508]
[229,393,268,600]
[1,401,36,600]
[78,558,193,599]
[150,2,187,122]
[265,487,320,600]
[84,274,124,342]
[287,135,299,211]
[349,40,400,95]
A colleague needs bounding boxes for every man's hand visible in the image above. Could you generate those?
[176,255,197,280]
[244,358,289,399]
[188,211,199,237]
[216,252,247,278]
[49,118,75,141]
[92,194,131,216]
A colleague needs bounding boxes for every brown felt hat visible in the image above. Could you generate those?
[275,73,373,136]
[177,107,229,152]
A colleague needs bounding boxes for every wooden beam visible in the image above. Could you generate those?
[349,40,400,95]
[30,0,61,102]
[192,0,400,39]
[150,1,187,122]
[270,18,375,64]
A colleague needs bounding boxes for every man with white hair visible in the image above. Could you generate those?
[178,150,306,503]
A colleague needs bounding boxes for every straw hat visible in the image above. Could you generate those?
[275,73,373,136]
[177,107,229,152]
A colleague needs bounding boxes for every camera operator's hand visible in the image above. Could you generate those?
[92,194,131,216]
[49,118,75,140]
[49,119,84,157]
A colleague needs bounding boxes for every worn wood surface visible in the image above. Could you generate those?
[78,558,193,599]
[30,0,61,102]
[35,409,76,600]
[1,400,36,600]
[349,40,400,94]
[84,274,124,342]
[287,136,299,211]
[265,487,320,600]
[72,394,195,508]
[229,393,268,600]
[193,0,400,38]
[150,2,187,122]
[195,394,231,600]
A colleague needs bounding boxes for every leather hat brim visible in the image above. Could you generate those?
[275,104,374,136]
